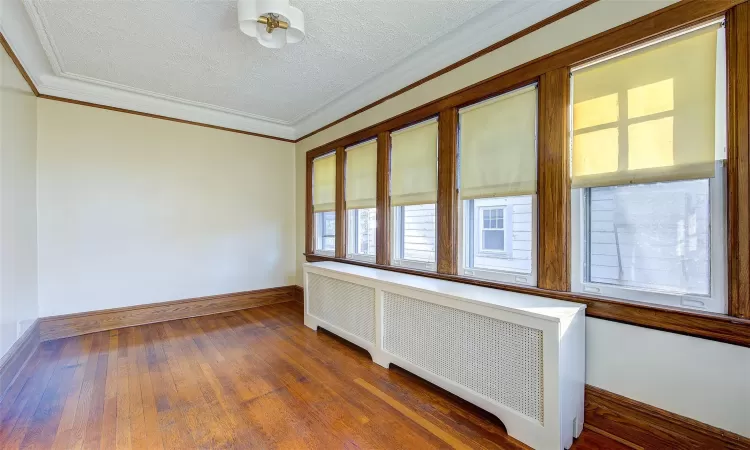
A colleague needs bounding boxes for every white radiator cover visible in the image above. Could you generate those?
[304,261,586,450]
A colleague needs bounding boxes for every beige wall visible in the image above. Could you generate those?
[0,48,38,359]
[37,99,296,317]
[292,0,750,438]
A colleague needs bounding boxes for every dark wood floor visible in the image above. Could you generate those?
[0,301,628,449]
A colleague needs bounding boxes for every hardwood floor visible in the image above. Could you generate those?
[0,300,626,449]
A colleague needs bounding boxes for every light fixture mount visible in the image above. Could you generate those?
[238,0,305,49]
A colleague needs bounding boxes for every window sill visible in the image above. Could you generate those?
[304,253,750,348]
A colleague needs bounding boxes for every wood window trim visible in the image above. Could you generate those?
[437,108,458,275]
[304,0,750,347]
[304,252,750,348]
[335,147,346,258]
[375,132,392,266]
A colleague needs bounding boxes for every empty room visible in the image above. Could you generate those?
[0,0,749,448]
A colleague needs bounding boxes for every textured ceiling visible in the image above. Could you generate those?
[24,0,502,125]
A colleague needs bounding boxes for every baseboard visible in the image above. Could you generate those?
[0,319,40,400]
[39,285,297,341]
[294,285,304,303]
[584,385,750,449]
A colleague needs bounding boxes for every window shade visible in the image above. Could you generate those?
[459,85,538,199]
[390,119,438,206]
[571,24,721,189]
[313,153,336,212]
[345,140,377,209]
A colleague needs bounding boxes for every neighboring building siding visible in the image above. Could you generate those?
[472,196,533,274]
[588,181,710,295]
[402,204,436,263]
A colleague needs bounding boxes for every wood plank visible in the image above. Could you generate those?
[585,385,750,449]
[0,319,40,400]
[537,67,571,291]
[437,108,459,275]
[727,2,750,319]
[335,146,347,258]
[39,286,297,341]
[1,302,746,449]
[376,131,392,265]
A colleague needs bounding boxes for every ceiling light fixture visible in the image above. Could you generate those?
[238,0,305,49]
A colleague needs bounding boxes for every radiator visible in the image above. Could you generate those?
[304,261,586,450]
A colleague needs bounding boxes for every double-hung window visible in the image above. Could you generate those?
[390,118,439,271]
[458,85,538,285]
[345,139,377,261]
[312,152,336,255]
[570,22,727,313]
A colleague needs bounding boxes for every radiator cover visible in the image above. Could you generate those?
[304,261,585,450]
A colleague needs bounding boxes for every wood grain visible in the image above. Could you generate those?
[305,153,315,255]
[585,385,750,449]
[0,320,40,400]
[727,2,750,319]
[39,286,297,341]
[304,0,743,161]
[294,0,600,143]
[376,131,392,265]
[437,108,459,275]
[305,253,750,347]
[1,302,742,450]
[537,68,571,291]
[335,146,347,258]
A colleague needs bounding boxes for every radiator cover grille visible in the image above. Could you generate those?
[308,273,376,344]
[383,291,544,423]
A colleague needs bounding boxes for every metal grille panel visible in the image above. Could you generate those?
[307,273,376,344]
[383,291,544,423]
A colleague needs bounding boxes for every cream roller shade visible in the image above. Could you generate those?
[459,85,538,199]
[390,119,438,206]
[345,140,377,209]
[313,153,336,212]
[571,23,721,189]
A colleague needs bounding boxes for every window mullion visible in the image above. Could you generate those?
[437,108,459,274]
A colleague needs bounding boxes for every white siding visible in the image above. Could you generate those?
[587,180,710,295]
[471,196,533,274]
[402,204,436,263]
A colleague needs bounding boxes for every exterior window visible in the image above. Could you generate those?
[570,22,726,313]
[462,196,535,284]
[315,211,336,255]
[389,118,438,271]
[457,84,538,285]
[393,204,436,269]
[347,208,376,260]
[480,207,506,252]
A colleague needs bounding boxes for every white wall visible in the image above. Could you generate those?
[293,0,750,438]
[0,47,38,359]
[37,99,296,317]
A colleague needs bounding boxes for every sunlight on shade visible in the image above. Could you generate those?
[573,128,619,177]
[573,93,619,130]
[628,117,674,170]
[628,79,674,119]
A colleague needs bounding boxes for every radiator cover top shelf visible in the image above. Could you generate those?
[303,261,586,450]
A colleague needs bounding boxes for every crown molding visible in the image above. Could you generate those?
[2,0,591,142]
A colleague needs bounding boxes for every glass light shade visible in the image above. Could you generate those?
[238,0,305,47]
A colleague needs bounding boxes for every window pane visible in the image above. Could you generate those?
[347,208,376,257]
[393,203,436,267]
[586,179,710,296]
[483,230,504,250]
[315,211,336,253]
[463,196,533,276]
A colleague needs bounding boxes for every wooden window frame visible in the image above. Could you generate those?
[304,0,750,347]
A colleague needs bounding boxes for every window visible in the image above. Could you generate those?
[458,85,538,285]
[312,152,336,255]
[570,22,726,313]
[315,211,336,254]
[390,119,438,270]
[345,139,377,261]
[480,207,506,252]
